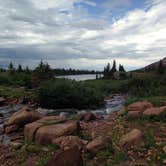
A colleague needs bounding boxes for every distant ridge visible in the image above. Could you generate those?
[143,57,166,70]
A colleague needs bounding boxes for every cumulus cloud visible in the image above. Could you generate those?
[0,0,166,70]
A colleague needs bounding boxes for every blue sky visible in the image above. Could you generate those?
[0,0,166,70]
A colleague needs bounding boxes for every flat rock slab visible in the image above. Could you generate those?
[24,117,79,145]
[6,107,42,126]
[143,106,166,116]
[128,101,153,112]
[35,121,79,144]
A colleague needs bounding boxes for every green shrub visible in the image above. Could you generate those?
[38,79,104,109]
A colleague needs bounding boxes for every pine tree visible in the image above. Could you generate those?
[109,60,117,77]
[8,62,15,74]
[33,61,54,86]
[104,63,111,77]
[119,64,125,72]
[17,64,23,72]
[25,66,31,74]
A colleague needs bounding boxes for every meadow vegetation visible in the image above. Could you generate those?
[0,61,166,109]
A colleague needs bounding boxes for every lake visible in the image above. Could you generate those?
[56,74,103,81]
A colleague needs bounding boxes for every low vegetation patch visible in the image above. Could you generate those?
[38,79,104,109]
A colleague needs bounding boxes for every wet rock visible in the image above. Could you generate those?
[53,136,86,151]
[0,97,6,106]
[6,107,43,126]
[86,136,111,153]
[127,101,153,113]
[0,128,4,134]
[24,116,67,142]
[119,129,145,149]
[46,146,83,166]
[77,112,96,122]
[143,106,166,116]
[5,124,19,134]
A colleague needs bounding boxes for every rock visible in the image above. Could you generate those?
[86,136,111,153]
[6,107,43,126]
[37,115,66,124]
[128,101,153,112]
[46,146,83,166]
[53,136,86,151]
[143,106,166,116]
[24,116,67,142]
[119,129,145,149]
[127,111,142,119]
[0,113,3,117]
[5,124,19,134]
[77,112,96,122]
[10,141,22,149]
[35,121,80,144]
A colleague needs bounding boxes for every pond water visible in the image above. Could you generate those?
[56,74,103,81]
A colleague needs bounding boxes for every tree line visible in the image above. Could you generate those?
[103,60,126,79]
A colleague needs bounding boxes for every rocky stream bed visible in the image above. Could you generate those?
[1,96,166,166]
[0,94,125,146]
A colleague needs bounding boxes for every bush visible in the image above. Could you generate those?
[38,79,104,109]
[0,72,32,88]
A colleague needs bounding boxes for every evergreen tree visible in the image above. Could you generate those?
[33,61,54,86]
[17,64,23,72]
[111,60,117,73]
[109,60,117,77]
[119,64,125,72]
[104,63,111,77]
[8,62,15,74]
[158,60,165,74]
[25,66,31,74]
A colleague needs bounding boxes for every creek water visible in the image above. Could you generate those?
[36,94,126,117]
[0,104,25,145]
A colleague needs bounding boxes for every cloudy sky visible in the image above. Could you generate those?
[0,0,166,70]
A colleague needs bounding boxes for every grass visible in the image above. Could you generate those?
[145,131,156,149]
[0,85,36,100]
[125,96,166,107]
[35,156,50,166]
[78,130,91,140]
[14,140,59,165]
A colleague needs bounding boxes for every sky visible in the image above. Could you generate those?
[0,0,166,71]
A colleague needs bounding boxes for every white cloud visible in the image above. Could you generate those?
[0,0,166,70]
